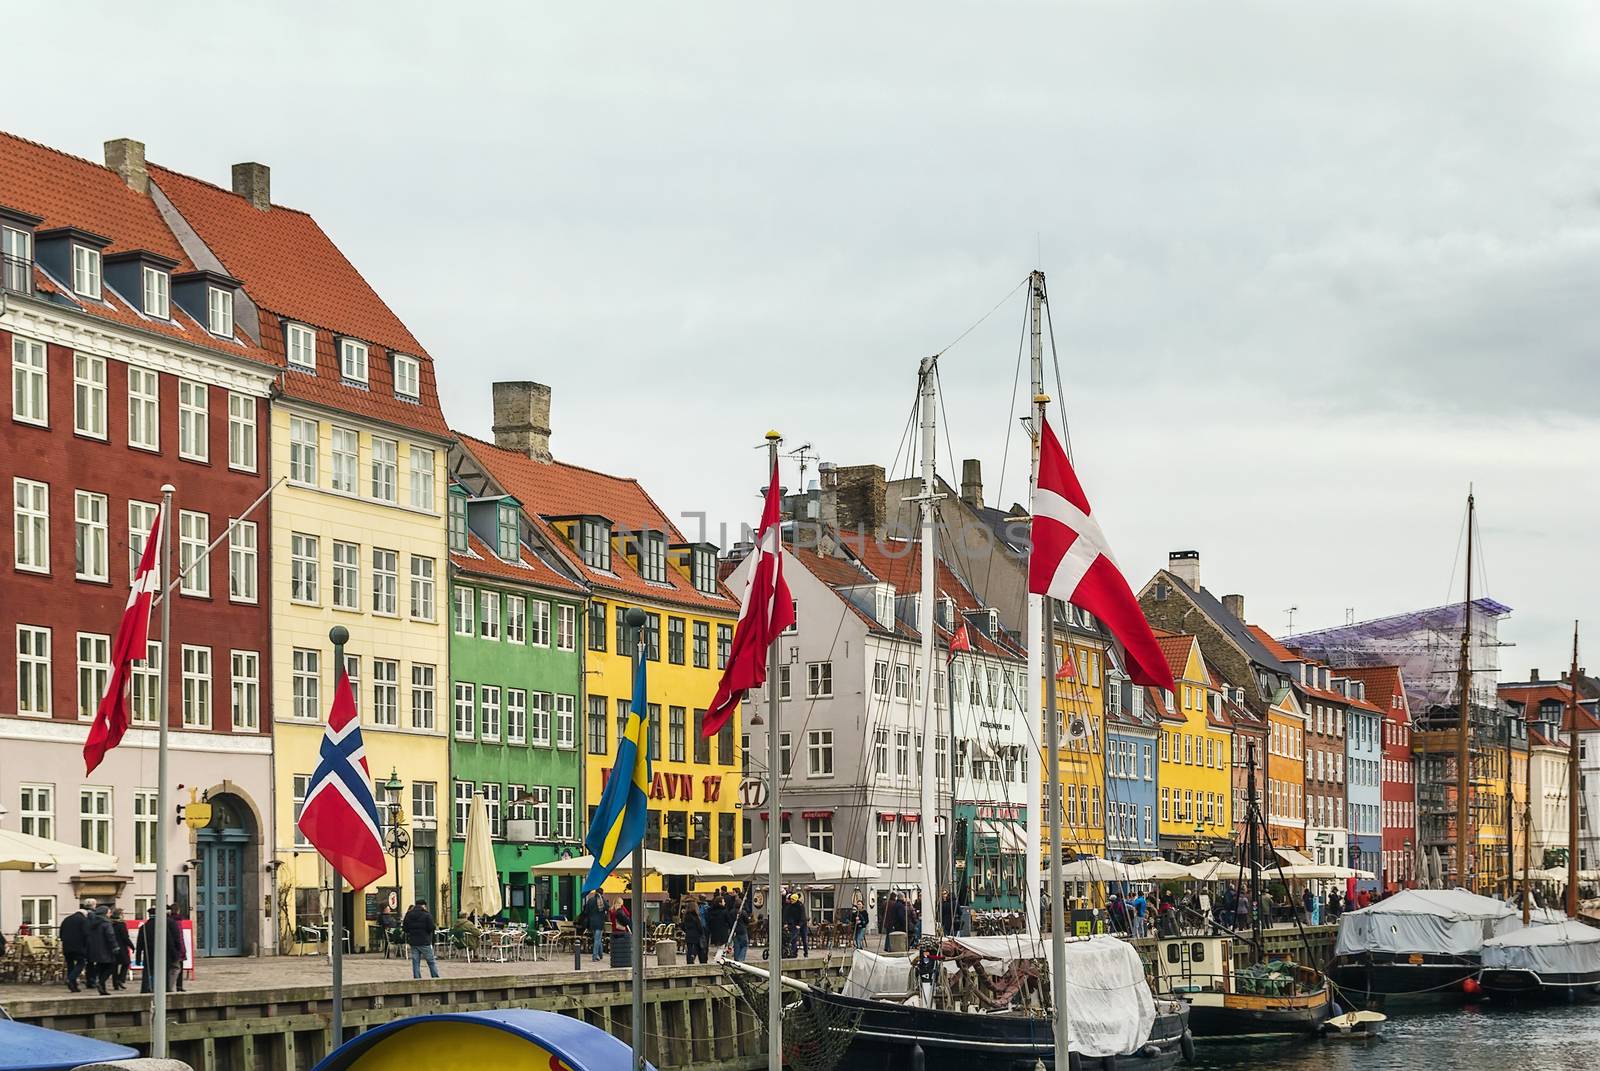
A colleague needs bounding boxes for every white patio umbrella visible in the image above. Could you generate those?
[1054,856,1133,882]
[458,792,502,918]
[724,841,880,883]
[528,848,733,880]
[1184,858,1239,882]
[0,827,119,871]
[1122,859,1193,882]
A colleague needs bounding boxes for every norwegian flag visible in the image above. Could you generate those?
[296,670,387,891]
[701,457,794,738]
[1029,417,1176,693]
[84,506,164,774]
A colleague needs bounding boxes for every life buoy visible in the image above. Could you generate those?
[1180,1029,1196,1063]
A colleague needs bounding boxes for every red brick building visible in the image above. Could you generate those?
[1,131,279,954]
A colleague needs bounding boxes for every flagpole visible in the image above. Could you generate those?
[151,484,175,1059]
[329,625,349,1049]
[1023,271,1045,946]
[764,429,784,1071]
[624,608,648,1071]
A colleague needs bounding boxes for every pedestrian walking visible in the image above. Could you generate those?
[59,900,92,993]
[403,898,440,979]
[86,904,118,995]
[110,908,134,990]
[585,891,608,961]
[851,896,869,949]
[1132,891,1148,938]
[681,897,707,964]
[732,896,752,962]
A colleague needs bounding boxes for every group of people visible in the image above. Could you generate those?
[53,899,184,996]
[678,889,751,963]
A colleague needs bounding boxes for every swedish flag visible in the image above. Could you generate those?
[582,655,651,894]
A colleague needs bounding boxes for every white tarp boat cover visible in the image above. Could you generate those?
[1334,888,1520,957]
[1059,935,1158,1058]
[1483,920,1600,976]
[841,949,913,1000]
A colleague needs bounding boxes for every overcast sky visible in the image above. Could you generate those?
[15,2,1599,675]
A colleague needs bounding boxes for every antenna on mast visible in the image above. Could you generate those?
[1285,606,1299,633]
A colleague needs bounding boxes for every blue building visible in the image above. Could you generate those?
[1342,676,1384,894]
[1104,670,1161,861]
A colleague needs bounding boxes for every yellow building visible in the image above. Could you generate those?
[454,383,743,903]
[153,165,455,951]
[1153,632,1234,857]
[1047,614,1109,860]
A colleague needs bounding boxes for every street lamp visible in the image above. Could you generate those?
[382,768,410,920]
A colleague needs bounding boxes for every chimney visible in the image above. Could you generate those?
[491,381,553,462]
[1221,594,1245,623]
[831,464,886,534]
[104,138,148,195]
[1168,550,1200,590]
[232,162,271,211]
[1530,669,1540,683]
[960,459,984,507]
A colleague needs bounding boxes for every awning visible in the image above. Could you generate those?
[1274,846,1315,868]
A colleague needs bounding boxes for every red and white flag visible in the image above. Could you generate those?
[1029,418,1176,693]
[84,506,164,774]
[701,458,794,738]
[296,670,387,891]
[947,620,972,662]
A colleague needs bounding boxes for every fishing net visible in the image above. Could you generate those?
[726,967,862,1071]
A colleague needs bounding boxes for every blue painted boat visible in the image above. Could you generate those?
[0,1019,140,1071]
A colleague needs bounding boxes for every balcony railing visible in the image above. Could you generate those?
[2,254,33,295]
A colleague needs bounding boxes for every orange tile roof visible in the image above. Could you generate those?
[0,131,192,266]
[263,319,450,438]
[1340,665,1406,713]
[450,530,585,596]
[458,434,738,615]
[1247,625,1303,665]
[1155,633,1196,682]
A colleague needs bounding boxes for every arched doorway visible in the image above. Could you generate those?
[195,793,256,957]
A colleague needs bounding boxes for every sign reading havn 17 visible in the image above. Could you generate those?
[600,767,725,803]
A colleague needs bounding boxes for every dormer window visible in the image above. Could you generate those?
[496,501,519,561]
[447,488,468,553]
[2,223,32,294]
[580,520,611,571]
[142,266,169,319]
[285,323,316,371]
[208,286,233,336]
[639,531,666,583]
[393,353,419,400]
[692,547,718,594]
[72,245,102,299]
[340,339,369,385]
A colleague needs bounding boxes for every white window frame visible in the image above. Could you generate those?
[72,245,101,299]
[408,445,435,510]
[807,729,834,777]
[409,555,435,621]
[73,353,106,439]
[178,510,209,597]
[285,323,316,371]
[292,648,321,720]
[227,392,257,472]
[411,664,436,729]
[230,650,259,731]
[453,586,474,635]
[479,590,501,639]
[806,660,833,698]
[127,366,159,450]
[79,787,112,855]
[454,683,476,740]
[332,540,359,610]
[339,338,369,384]
[229,518,258,603]
[207,285,234,337]
[330,426,359,494]
[13,478,49,574]
[506,689,527,744]
[393,353,420,399]
[529,600,551,647]
[372,548,398,615]
[530,692,552,747]
[20,782,54,841]
[289,416,319,485]
[181,645,211,729]
[11,336,47,426]
[557,604,576,651]
[142,265,170,319]
[505,594,526,644]
[131,642,159,725]
[556,787,575,840]
[480,685,502,742]
[290,532,320,604]
[555,694,576,749]
[370,437,397,503]
[74,490,108,582]
[178,379,208,461]
[372,659,399,727]
[75,631,110,721]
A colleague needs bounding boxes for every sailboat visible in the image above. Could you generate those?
[1149,745,1333,1036]
[726,275,1192,1071]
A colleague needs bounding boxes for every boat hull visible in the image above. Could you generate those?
[795,988,1192,1071]
[1182,990,1333,1038]
[1476,968,1600,1004]
[1326,954,1480,1006]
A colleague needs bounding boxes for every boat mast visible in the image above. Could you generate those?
[1245,743,1264,956]
[1022,273,1045,945]
[915,356,941,929]
[1455,491,1474,891]
[1568,622,1581,919]
[764,431,785,1071]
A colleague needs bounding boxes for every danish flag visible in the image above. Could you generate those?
[701,456,794,738]
[84,506,164,774]
[1029,417,1175,693]
[296,671,387,890]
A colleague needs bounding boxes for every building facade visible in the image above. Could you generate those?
[1103,674,1160,863]
[1153,633,1233,859]
[1500,676,1581,871]
[0,133,278,954]
[1343,666,1416,890]
[1264,687,1308,852]
[1343,684,1383,894]
[446,485,587,922]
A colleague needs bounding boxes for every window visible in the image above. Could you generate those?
[875,817,892,866]
[454,683,476,739]
[873,660,889,696]
[485,782,504,837]
[20,896,56,939]
[291,533,320,603]
[873,729,889,775]
[556,695,576,749]
[692,547,719,595]
[75,633,109,721]
[806,661,833,698]
[896,821,912,867]
[328,426,359,494]
[126,366,158,450]
[289,416,319,484]
[669,706,686,761]
[806,816,834,853]
[292,648,320,720]
[587,602,607,652]
[644,612,661,660]
[692,621,710,668]
[207,286,233,336]
[13,478,48,572]
[453,586,474,635]
[454,781,474,838]
[578,519,613,569]
[230,650,259,731]
[808,730,834,776]
[411,781,437,830]
[73,354,106,438]
[74,490,108,581]
[181,645,211,728]
[178,510,209,596]
[531,692,552,746]
[372,659,399,726]
[638,532,666,583]
[479,590,501,639]
[411,664,435,729]
[370,438,397,502]
[286,323,316,371]
[409,446,434,510]
[409,556,435,620]
[130,642,159,725]
[393,353,420,399]
[80,787,112,854]
[506,689,527,744]
[668,617,685,664]
[587,697,609,754]
[19,781,54,847]
[178,380,208,461]
[372,548,398,614]
[778,731,792,775]
[73,245,101,298]
[529,600,551,646]
[141,264,170,319]
[894,664,909,700]
[557,604,576,650]
[339,338,369,383]
[717,624,732,669]
[2,225,29,291]
[229,519,258,602]
[127,788,160,868]
[556,787,575,840]
[895,731,910,776]
[226,393,257,471]
[525,786,550,840]
[11,337,47,426]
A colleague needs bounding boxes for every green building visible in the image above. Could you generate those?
[447,483,588,921]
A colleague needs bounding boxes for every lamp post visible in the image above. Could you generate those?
[382,767,410,931]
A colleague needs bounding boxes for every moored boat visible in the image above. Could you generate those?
[1152,934,1332,1037]
[1478,918,1600,1003]
[1325,888,1520,1004]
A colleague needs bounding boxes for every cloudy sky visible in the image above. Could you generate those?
[15,2,1599,674]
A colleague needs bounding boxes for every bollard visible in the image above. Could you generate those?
[885,931,909,953]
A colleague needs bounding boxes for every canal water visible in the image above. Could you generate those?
[1184,1004,1600,1071]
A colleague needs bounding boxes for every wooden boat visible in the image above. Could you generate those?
[1151,934,1331,1037]
[1320,1010,1386,1040]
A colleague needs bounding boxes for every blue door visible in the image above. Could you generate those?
[197,841,243,956]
